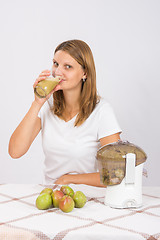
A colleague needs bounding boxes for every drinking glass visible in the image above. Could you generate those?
[34,69,61,98]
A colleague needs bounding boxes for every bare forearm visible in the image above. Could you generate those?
[55,172,106,187]
[9,101,42,158]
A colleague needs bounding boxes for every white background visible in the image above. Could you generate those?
[0,0,159,185]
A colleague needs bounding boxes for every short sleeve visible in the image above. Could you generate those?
[97,102,122,140]
[37,101,49,128]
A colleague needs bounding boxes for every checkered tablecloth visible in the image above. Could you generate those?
[0,184,159,240]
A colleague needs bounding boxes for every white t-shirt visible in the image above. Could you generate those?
[38,98,122,184]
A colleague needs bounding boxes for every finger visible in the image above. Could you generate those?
[33,77,46,88]
[53,84,61,92]
[54,179,60,184]
[37,76,47,81]
[39,71,51,77]
[41,69,50,74]
[37,76,47,82]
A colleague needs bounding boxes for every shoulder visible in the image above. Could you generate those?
[94,98,113,114]
[95,98,122,139]
[86,98,114,123]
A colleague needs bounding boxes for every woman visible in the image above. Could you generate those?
[9,39,122,187]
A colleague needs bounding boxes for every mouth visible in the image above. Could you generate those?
[59,79,64,83]
[59,78,65,83]
[56,76,65,83]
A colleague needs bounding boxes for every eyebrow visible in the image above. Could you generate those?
[53,59,73,65]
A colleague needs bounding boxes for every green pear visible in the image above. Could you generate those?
[36,193,52,210]
[52,190,64,208]
[60,185,74,198]
[73,191,87,208]
[59,195,75,213]
[40,188,53,195]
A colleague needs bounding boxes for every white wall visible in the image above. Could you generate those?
[0,0,160,185]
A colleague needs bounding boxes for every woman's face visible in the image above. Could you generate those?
[52,50,85,91]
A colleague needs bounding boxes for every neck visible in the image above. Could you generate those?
[62,89,81,121]
[63,88,80,112]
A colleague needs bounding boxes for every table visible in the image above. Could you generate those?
[0,184,160,240]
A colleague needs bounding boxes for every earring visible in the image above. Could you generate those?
[82,78,86,82]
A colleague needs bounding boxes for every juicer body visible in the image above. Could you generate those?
[96,140,147,209]
[104,163,144,208]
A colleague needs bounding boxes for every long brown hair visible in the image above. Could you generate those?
[52,39,100,126]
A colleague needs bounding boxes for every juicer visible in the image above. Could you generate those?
[96,140,147,208]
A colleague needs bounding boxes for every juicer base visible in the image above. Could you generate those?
[104,199,143,209]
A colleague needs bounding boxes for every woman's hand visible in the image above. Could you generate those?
[33,70,62,106]
[54,173,106,187]
[33,70,50,106]
[54,174,71,185]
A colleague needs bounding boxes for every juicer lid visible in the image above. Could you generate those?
[96,140,147,166]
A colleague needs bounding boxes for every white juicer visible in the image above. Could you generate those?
[96,140,147,209]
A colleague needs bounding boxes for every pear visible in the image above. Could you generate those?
[52,190,64,208]
[59,195,75,213]
[36,193,52,210]
[40,188,53,195]
[60,185,74,198]
[73,191,87,208]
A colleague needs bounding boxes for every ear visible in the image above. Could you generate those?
[82,72,87,79]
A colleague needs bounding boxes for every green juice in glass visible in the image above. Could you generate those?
[34,76,61,98]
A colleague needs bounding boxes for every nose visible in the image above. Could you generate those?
[54,66,63,77]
